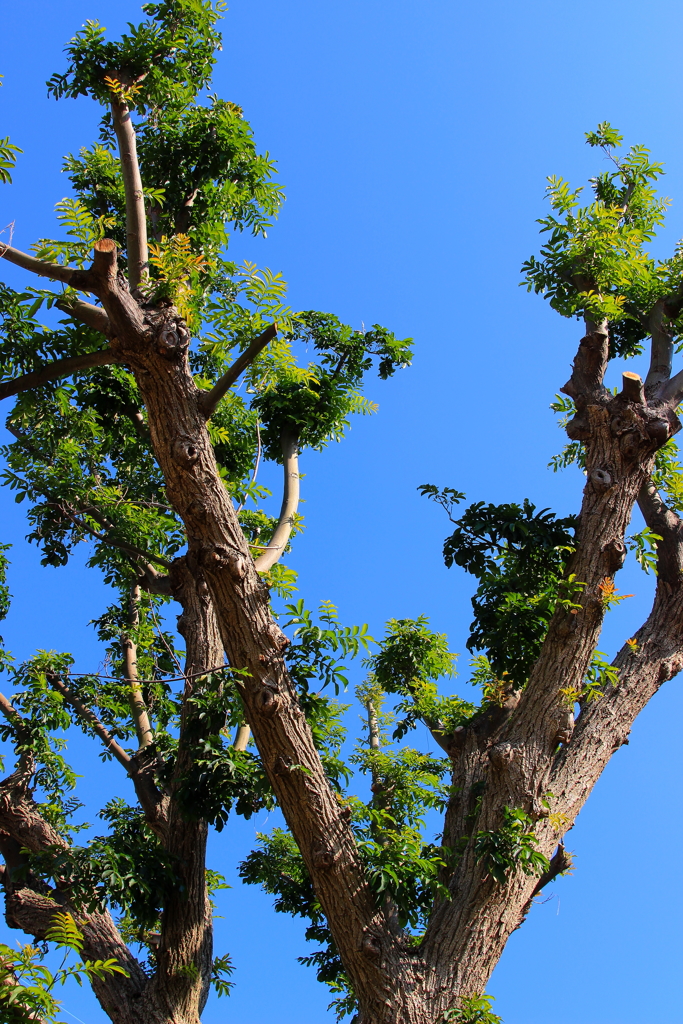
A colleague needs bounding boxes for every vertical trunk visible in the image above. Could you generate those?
[145,563,223,1023]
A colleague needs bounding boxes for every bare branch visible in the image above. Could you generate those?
[45,669,166,837]
[530,845,573,897]
[0,349,117,402]
[645,300,673,389]
[46,673,132,770]
[0,692,22,732]
[138,562,173,596]
[254,433,300,573]
[55,297,111,335]
[199,323,277,419]
[0,242,76,285]
[123,585,154,750]
[233,724,251,751]
[637,478,683,583]
[658,366,683,406]
[111,98,148,292]
[560,322,610,401]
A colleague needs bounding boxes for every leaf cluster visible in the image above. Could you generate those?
[474,807,550,885]
[521,123,677,340]
[0,912,126,1024]
[428,493,576,687]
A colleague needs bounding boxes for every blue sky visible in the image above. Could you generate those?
[1,1,682,1022]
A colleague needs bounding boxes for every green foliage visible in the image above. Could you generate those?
[0,912,127,1024]
[627,527,662,574]
[368,616,472,740]
[31,802,179,931]
[474,807,550,886]
[210,952,234,998]
[174,672,275,828]
[522,123,672,338]
[0,135,22,185]
[652,439,683,513]
[442,994,503,1024]
[47,3,224,109]
[423,491,576,687]
[285,599,372,695]
[253,314,412,461]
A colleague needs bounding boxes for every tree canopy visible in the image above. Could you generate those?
[1,5,683,1024]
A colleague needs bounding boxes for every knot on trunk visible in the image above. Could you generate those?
[590,467,613,493]
[155,320,190,359]
[312,842,337,869]
[646,417,671,445]
[566,413,591,441]
[602,537,626,572]
[172,436,200,469]
[553,709,575,747]
[257,684,281,718]
[488,741,519,769]
[555,607,579,638]
[360,931,382,959]
[201,545,247,579]
[445,724,467,756]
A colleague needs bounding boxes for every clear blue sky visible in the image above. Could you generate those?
[1,2,682,1022]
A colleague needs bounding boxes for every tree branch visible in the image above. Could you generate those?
[0,692,22,733]
[55,297,111,335]
[645,300,674,390]
[560,321,610,401]
[254,433,300,573]
[530,844,573,898]
[111,98,148,292]
[45,674,131,770]
[44,669,166,838]
[55,502,172,570]
[0,242,77,285]
[637,478,683,583]
[123,585,154,750]
[657,366,683,406]
[199,323,277,419]
[0,349,116,402]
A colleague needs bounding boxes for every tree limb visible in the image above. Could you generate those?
[530,844,573,898]
[55,298,112,335]
[645,300,674,390]
[0,692,22,733]
[199,323,277,419]
[657,366,683,406]
[254,433,300,573]
[111,98,148,292]
[45,674,131,770]
[44,669,167,839]
[0,243,76,285]
[55,503,172,570]
[0,349,117,402]
[560,320,610,401]
[123,585,154,750]
[637,478,683,583]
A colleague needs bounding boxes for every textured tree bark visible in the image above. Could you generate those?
[144,561,224,1023]
[0,759,153,1024]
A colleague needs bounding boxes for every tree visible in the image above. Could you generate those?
[0,5,682,1023]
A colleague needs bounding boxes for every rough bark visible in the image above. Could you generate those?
[0,756,152,1024]
[143,560,224,1024]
